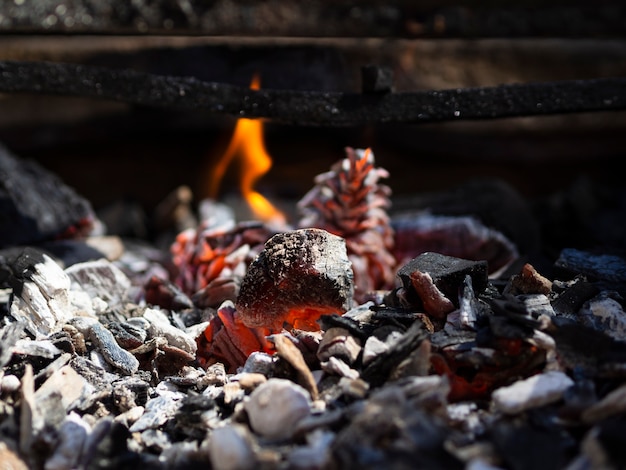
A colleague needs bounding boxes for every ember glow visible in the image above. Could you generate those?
[209,74,286,226]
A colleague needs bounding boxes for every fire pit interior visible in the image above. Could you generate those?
[1,2,626,469]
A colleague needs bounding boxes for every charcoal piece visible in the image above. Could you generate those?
[491,419,572,470]
[397,252,488,309]
[331,387,462,470]
[551,278,601,316]
[591,415,626,467]
[0,143,95,249]
[89,323,139,375]
[143,275,193,311]
[106,321,146,350]
[318,313,366,340]
[488,297,541,337]
[83,418,145,469]
[0,322,25,368]
[173,395,217,439]
[236,228,354,331]
[65,259,132,311]
[361,320,428,387]
[271,333,319,400]
[549,321,626,376]
[554,248,626,294]
[578,292,626,341]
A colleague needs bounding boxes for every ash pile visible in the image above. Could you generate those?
[1,142,626,470]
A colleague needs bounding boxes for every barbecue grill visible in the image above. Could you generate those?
[2,4,626,469]
[0,1,625,214]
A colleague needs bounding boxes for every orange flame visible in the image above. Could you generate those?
[209,75,286,226]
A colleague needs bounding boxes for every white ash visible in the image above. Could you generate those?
[492,370,575,415]
[517,293,556,318]
[143,307,197,354]
[578,291,626,341]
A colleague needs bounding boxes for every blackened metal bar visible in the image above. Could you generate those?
[1,60,625,126]
[1,2,626,39]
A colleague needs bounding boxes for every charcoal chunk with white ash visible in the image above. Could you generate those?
[236,228,354,331]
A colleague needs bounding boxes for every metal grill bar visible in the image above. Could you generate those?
[1,60,625,126]
[1,1,626,39]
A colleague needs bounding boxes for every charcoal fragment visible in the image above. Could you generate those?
[397,252,488,315]
[89,323,139,375]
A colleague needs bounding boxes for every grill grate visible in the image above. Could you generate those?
[1,60,626,126]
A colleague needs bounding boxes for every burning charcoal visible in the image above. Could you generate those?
[408,270,456,319]
[236,228,354,332]
[244,378,312,440]
[397,252,488,320]
[89,322,139,375]
[48,330,76,355]
[170,220,273,303]
[548,321,626,375]
[577,291,626,341]
[297,147,396,302]
[207,424,257,470]
[397,375,451,410]
[198,300,274,373]
[0,142,95,248]
[491,370,574,414]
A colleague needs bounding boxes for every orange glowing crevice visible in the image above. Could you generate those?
[209,74,286,226]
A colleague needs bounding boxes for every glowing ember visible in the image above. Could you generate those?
[209,74,286,226]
